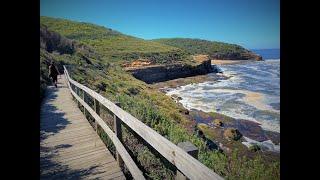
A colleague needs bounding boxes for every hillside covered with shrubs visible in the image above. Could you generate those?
[153,38,262,60]
[41,16,191,65]
[40,16,278,179]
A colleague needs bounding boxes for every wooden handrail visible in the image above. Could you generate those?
[63,65,223,180]
[64,66,145,179]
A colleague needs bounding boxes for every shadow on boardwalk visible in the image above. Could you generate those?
[40,85,108,179]
[40,143,103,179]
[40,86,70,139]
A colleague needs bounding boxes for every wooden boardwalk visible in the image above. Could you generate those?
[40,75,125,180]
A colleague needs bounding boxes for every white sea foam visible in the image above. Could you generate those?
[265,58,280,61]
[166,85,280,132]
[166,60,280,133]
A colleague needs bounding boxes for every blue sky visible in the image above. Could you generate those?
[40,0,279,49]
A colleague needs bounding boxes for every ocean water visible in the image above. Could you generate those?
[166,49,280,134]
[251,48,280,60]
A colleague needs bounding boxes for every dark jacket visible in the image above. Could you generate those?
[49,64,59,77]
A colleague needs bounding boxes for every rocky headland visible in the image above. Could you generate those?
[125,59,219,84]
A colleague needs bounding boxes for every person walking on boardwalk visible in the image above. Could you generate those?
[48,61,60,88]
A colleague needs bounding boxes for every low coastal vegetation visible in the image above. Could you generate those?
[152,38,246,55]
[40,16,191,65]
[40,24,104,101]
[40,16,279,179]
[152,38,262,60]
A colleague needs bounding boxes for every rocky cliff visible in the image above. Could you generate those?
[126,60,217,84]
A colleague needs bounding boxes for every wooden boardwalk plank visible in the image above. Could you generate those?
[40,75,125,180]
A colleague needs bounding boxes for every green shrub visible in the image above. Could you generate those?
[40,16,279,180]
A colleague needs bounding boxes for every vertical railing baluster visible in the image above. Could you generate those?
[77,87,81,108]
[94,99,100,132]
[114,102,123,168]
[82,89,86,117]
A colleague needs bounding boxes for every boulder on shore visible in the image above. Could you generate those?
[171,94,182,101]
[213,119,223,127]
[171,94,178,99]
[224,128,242,141]
[179,109,189,115]
[249,144,261,152]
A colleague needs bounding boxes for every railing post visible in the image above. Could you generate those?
[82,89,87,117]
[76,87,81,107]
[114,102,123,168]
[176,141,199,180]
[94,99,100,132]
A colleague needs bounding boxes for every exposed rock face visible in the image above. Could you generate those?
[127,60,217,84]
[249,144,261,152]
[122,59,152,68]
[213,119,223,127]
[224,128,242,141]
[192,54,210,63]
[210,51,262,61]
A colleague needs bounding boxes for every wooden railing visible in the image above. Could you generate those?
[63,65,223,180]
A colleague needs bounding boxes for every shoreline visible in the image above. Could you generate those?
[152,73,230,90]
[163,83,280,152]
[153,69,279,155]
[211,59,258,65]
[151,74,211,89]
[150,59,258,89]
[153,59,280,151]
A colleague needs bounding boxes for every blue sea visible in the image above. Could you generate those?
[251,48,280,59]
[166,49,280,151]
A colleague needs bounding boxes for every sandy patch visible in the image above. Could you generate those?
[243,91,272,111]
[215,89,275,111]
